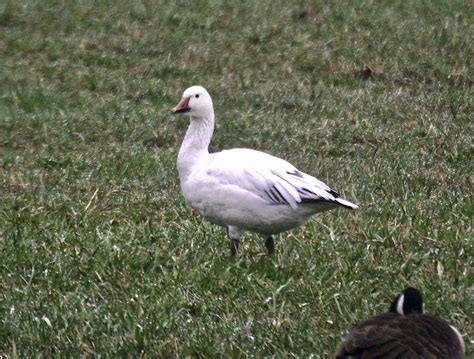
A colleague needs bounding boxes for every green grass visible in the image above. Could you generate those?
[0,0,472,357]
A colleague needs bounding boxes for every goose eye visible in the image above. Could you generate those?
[195,94,200,98]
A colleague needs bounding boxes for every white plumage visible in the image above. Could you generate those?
[172,85,358,255]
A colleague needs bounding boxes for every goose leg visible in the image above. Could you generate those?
[230,238,239,256]
[227,226,241,256]
[265,236,275,254]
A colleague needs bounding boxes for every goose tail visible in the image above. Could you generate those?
[335,197,358,209]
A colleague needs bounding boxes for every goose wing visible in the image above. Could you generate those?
[336,314,462,359]
[204,148,356,210]
[336,318,426,359]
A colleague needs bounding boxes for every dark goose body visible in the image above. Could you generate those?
[336,288,464,359]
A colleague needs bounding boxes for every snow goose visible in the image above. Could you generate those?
[171,85,358,255]
[336,287,465,358]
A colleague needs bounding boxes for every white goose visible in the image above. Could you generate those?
[172,86,358,255]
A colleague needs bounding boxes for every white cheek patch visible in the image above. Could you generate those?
[449,325,465,353]
[396,294,405,315]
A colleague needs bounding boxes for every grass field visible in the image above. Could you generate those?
[0,0,472,357]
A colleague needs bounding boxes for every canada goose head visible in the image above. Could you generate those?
[171,86,214,119]
[389,287,424,315]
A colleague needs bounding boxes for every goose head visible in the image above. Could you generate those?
[389,287,424,315]
[171,86,214,119]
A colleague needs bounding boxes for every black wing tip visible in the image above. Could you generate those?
[300,197,335,205]
[300,190,358,210]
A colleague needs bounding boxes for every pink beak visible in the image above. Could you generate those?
[171,97,190,113]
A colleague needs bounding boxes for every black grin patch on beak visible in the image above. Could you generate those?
[174,107,190,113]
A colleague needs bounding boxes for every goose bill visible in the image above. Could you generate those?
[172,97,191,113]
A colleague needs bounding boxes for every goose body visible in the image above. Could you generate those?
[172,86,358,255]
[336,287,465,359]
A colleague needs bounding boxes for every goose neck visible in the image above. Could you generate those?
[177,115,214,181]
